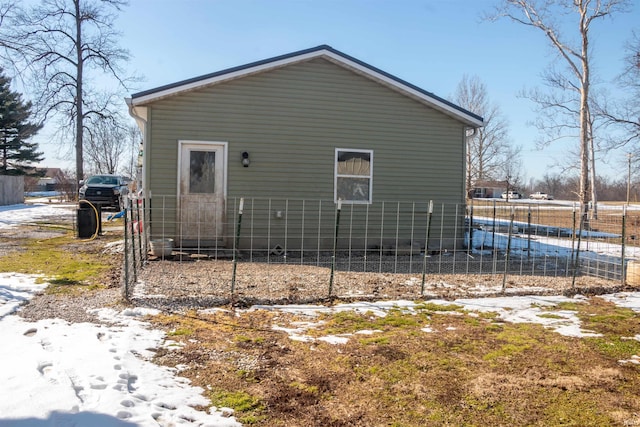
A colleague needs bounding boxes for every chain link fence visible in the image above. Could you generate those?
[122,196,640,302]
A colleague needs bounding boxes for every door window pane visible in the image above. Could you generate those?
[189,150,216,194]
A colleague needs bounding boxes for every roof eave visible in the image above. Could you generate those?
[130,45,484,128]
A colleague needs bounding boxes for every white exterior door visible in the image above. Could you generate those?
[178,141,226,246]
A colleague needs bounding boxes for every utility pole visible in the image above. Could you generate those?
[505,175,511,202]
[627,153,633,206]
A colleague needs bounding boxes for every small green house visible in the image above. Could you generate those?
[126,45,483,252]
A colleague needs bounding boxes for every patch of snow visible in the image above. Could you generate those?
[0,203,74,229]
[318,335,350,344]
[600,292,640,312]
[0,272,47,318]
[619,355,640,365]
[0,273,240,426]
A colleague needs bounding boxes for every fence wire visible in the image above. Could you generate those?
[122,196,639,302]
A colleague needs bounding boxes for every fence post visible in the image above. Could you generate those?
[143,193,150,256]
[328,200,342,297]
[421,200,434,295]
[284,199,289,264]
[231,198,244,294]
[621,205,627,286]
[492,200,497,274]
[527,205,532,260]
[123,205,130,300]
[129,205,137,286]
[135,197,144,266]
[567,203,576,277]
[571,204,588,290]
[363,204,370,271]
[468,202,474,256]
[379,201,385,273]
[502,206,515,294]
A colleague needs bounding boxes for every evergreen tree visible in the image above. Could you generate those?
[0,70,43,175]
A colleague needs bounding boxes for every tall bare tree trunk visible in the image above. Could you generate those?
[588,110,598,220]
[578,2,591,229]
[74,0,84,188]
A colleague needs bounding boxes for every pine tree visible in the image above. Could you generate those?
[0,70,43,175]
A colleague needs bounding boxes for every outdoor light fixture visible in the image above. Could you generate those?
[241,151,250,167]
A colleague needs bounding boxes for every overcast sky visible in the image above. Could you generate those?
[30,0,638,182]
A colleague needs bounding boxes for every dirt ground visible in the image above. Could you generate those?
[133,254,627,309]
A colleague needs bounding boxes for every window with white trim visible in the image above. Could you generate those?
[335,149,373,203]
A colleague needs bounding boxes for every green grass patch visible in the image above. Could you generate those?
[209,389,265,424]
[537,313,567,319]
[478,311,501,320]
[586,337,640,360]
[377,311,422,328]
[168,328,193,337]
[289,381,319,395]
[483,342,531,362]
[415,302,464,312]
[0,234,113,292]
[554,301,585,311]
[575,301,640,336]
[323,308,429,336]
[542,391,613,426]
[320,310,378,334]
[483,325,540,362]
[359,335,390,345]
[234,335,265,345]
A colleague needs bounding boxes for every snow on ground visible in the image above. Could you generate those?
[0,272,241,426]
[0,272,48,317]
[0,202,74,229]
[252,292,640,342]
[471,215,640,261]
[0,203,240,426]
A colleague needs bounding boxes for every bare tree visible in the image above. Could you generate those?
[84,116,127,175]
[453,75,512,189]
[596,31,640,148]
[526,79,605,218]
[538,172,564,198]
[52,167,75,201]
[499,144,524,198]
[123,123,141,180]
[489,0,630,226]
[0,0,132,187]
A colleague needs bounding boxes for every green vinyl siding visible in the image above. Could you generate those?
[143,58,467,247]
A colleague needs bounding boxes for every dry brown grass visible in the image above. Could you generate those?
[149,298,640,426]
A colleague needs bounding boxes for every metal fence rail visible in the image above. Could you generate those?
[122,196,639,300]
